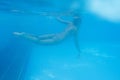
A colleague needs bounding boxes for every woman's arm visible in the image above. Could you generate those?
[56,17,72,24]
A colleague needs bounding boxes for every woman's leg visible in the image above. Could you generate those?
[38,34,56,39]
[13,32,58,44]
[13,32,38,41]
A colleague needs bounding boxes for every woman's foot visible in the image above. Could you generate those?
[13,32,25,36]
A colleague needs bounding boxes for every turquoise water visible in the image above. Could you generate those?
[0,0,120,80]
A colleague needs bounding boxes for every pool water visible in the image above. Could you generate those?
[0,0,120,80]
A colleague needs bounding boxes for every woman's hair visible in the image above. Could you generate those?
[72,10,82,26]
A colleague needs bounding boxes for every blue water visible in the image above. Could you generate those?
[0,0,120,80]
